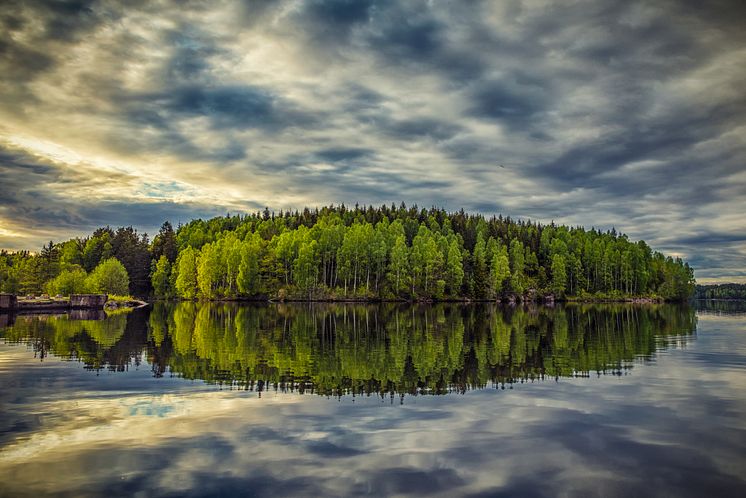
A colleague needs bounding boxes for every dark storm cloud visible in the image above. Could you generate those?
[1,0,101,43]
[533,101,746,192]
[0,0,744,281]
[165,27,223,81]
[370,15,443,60]
[0,0,106,104]
[674,232,746,246]
[468,77,548,126]
[155,85,277,129]
[0,39,54,83]
[79,201,230,234]
[341,84,385,111]
[0,147,55,180]
[361,2,487,81]
[381,117,464,141]
[315,147,373,162]
[306,0,377,28]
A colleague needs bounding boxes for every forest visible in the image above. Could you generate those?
[0,204,695,301]
[695,283,746,300]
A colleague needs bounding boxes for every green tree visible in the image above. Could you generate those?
[472,233,487,298]
[338,223,373,293]
[410,226,443,297]
[294,239,319,298]
[82,231,113,272]
[388,235,410,296]
[86,258,130,295]
[197,242,224,298]
[446,239,464,296]
[151,255,172,297]
[151,221,178,263]
[46,268,89,296]
[237,236,262,296]
[274,229,301,286]
[39,241,60,284]
[490,245,510,296]
[110,226,151,296]
[175,246,198,299]
[59,239,84,271]
[370,223,390,293]
[550,254,567,296]
[509,239,525,295]
[19,257,43,295]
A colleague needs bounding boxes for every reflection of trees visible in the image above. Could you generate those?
[0,303,697,395]
[695,299,746,315]
[157,302,697,395]
[1,312,144,372]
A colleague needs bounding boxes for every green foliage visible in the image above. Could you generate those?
[1,204,697,301]
[446,239,464,296]
[46,268,89,296]
[294,239,319,297]
[108,227,150,296]
[695,283,746,300]
[86,258,130,295]
[490,244,510,296]
[151,221,178,264]
[174,246,199,299]
[151,256,172,298]
[410,225,444,297]
[107,294,136,303]
[388,235,410,297]
[197,242,224,298]
[551,254,567,296]
[236,235,262,296]
[472,233,488,298]
[509,239,526,294]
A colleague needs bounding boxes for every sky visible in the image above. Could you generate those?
[0,0,745,283]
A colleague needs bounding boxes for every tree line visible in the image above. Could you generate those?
[0,204,695,301]
[695,283,746,300]
[0,226,143,297]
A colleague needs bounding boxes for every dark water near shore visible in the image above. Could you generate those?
[1,302,745,497]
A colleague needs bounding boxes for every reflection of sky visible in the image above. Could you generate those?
[1,314,746,497]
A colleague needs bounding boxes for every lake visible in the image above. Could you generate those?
[1,302,745,497]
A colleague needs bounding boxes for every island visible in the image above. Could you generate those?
[0,204,695,304]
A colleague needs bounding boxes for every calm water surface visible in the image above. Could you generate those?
[1,302,745,497]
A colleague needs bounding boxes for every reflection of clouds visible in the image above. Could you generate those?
[2,314,746,497]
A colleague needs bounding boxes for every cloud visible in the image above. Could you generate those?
[0,0,744,281]
[0,144,232,247]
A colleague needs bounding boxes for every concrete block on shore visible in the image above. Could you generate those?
[70,294,108,309]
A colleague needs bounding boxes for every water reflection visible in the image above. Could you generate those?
[1,303,697,396]
[1,304,745,498]
[695,299,746,316]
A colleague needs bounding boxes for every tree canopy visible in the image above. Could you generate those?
[86,258,130,296]
[695,283,746,300]
[0,204,696,301]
